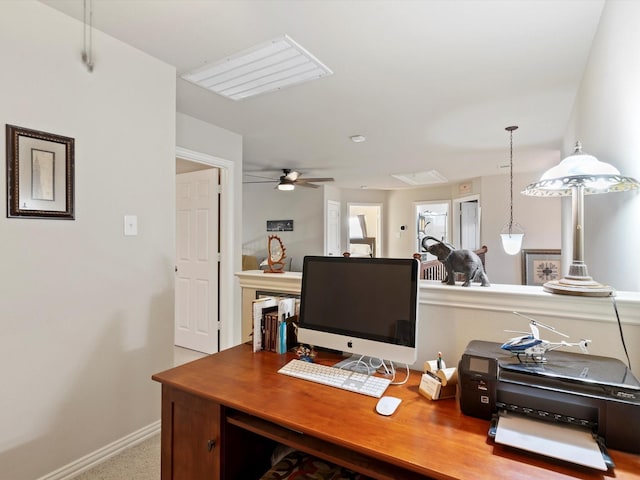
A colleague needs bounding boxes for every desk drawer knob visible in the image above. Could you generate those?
[207,439,216,452]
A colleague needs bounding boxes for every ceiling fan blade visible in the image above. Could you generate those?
[295,177,334,183]
[295,182,320,188]
[243,180,277,184]
[244,173,278,181]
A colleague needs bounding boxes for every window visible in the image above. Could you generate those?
[415,201,450,261]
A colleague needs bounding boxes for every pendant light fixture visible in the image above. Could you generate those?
[500,125,524,255]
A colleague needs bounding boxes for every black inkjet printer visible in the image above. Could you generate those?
[458,340,640,454]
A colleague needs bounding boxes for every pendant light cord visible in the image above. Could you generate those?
[505,125,518,235]
[509,128,514,234]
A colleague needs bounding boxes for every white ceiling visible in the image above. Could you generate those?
[41,0,605,189]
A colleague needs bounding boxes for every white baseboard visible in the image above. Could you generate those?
[37,420,161,480]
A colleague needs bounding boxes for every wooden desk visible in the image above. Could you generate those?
[152,344,639,480]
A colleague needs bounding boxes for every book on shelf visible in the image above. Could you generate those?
[252,297,276,352]
[263,308,279,352]
[252,295,299,353]
[277,297,296,354]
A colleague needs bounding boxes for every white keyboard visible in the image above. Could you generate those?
[278,359,391,398]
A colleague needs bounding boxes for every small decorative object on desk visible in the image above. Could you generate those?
[295,344,316,362]
[265,235,287,273]
[419,353,458,400]
[421,236,490,287]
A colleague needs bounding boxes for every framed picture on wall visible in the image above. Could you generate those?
[6,124,75,219]
[522,249,561,286]
[266,219,293,232]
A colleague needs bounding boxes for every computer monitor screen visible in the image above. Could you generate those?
[297,256,419,365]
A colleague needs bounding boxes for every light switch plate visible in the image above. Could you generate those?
[124,215,138,236]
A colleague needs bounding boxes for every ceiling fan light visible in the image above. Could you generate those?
[277,183,295,191]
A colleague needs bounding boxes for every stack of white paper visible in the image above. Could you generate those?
[495,413,607,471]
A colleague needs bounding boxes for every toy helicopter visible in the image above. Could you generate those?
[501,312,591,363]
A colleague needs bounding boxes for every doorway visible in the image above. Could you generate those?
[415,201,450,261]
[325,200,342,256]
[175,147,236,353]
[347,203,381,257]
[452,194,481,250]
[175,166,220,354]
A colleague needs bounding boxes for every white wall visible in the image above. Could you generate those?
[0,3,176,479]
[480,171,561,284]
[565,0,640,292]
[176,112,243,348]
[387,185,454,258]
[243,183,324,271]
[416,285,640,376]
[176,112,242,165]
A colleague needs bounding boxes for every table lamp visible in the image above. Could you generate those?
[522,142,639,296]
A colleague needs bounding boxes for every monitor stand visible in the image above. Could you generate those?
[333,354,391,376]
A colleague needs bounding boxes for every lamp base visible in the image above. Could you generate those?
[543,276,614,297]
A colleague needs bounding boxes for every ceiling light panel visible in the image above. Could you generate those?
[181,35,332,100]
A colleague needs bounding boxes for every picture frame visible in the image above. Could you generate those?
[6,124,75,219]
[266,219,294,232]
[522,249,561,286]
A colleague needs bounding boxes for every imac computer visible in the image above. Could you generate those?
[297,255,419,366]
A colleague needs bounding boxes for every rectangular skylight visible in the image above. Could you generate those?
[181,35,332,100]
[391,170,449,186]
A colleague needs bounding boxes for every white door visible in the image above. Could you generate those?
[325,200,341,256]
[460,200,479,250]
[175,168,219,353]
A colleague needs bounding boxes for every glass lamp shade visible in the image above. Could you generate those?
[522,142,639,197]
[500,223,524,255]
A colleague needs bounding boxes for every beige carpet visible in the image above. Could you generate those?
[73,434,160,479]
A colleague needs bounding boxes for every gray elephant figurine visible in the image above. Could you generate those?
[421,236,490,287]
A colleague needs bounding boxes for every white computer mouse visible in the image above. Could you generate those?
[375,396,402,416]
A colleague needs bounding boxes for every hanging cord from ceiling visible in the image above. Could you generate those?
[506,125,517,234]
[82,0,94,72]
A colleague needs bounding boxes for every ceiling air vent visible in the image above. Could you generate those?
[391,170,448,186]
[181,35,332,100]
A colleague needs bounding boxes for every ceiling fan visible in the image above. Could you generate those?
[244,169,334,190]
